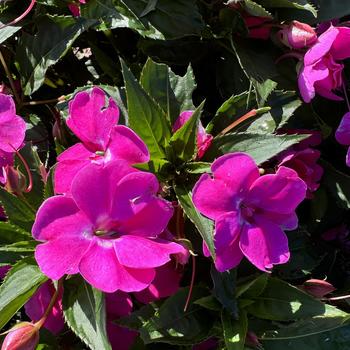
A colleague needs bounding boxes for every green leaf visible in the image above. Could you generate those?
[0,257,47,329]
[0,188,35,232]
[247,277,327,321]
[258,0,317,17]
[184,162,211,174]
[211,267,238,317]
[120,0,205,39]
[0,23,21,45]
[204,132,308,165]
[236,274,268,299]
[16,15,95,95]
[168,102,204,163]
[121,59,171,159]
[222,309,248,350]
[0,241,36,252]
[174,184,215,258]
[120,287,214,345]
[0,222,31,244]
[242,0,272,17]
[140,0,158,16]
[63,277,112,350]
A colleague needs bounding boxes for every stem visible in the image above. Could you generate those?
[184,255,196,312]
[275,51,304,64]
[0,49,21,105]
[22,96,65,106]
[342,82,350,112]
[219,109,258,135]
[35,279,63,329]
[9,145,33,193]
[176,205,184,239]
[325,294,350,301]
[0,0,36,30]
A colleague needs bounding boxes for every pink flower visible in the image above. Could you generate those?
[105,291,138,350]
[68,0,86,17]
[277,131,323,199]
[193,153,306,272]
[299,279,336,298]
[33,161,187,292]
[279,21,317,49]
[54,87,149,194]
[134,262,182,303]
[0,265,10,279]
[24,281,64,335]
[336,112,350,166]
[0,94,26,184]
[1,322,39,350]
[298,25,350,102]
[173,111,213,159]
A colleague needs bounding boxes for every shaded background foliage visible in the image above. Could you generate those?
[1,0,350,349]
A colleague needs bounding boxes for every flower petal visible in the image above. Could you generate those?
[246,166,306,214]
[79,239,155,292]
[107,125,150,164]
[67,87,119,151]
[239,216,290,272]
[114,236,186,269]
[336,112,350,145]
[330,26,350,60]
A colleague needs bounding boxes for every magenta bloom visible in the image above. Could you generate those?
[25,281,64,335]
[33,161,186,292]
[54,87,149,194]
[68,0,86,17]
[298,25,350,102]
[173,111,213,159]
[336,112,350,166]
[193,153,306,272]
[0,93,26,184]
[105,291,137,350]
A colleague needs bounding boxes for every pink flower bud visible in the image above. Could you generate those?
[1,322,39,350]
[4,166,27,195]
[279,21,317,49]
[245,331,261,348]
[299,279,336,298]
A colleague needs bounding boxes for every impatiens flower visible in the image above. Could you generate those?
[298,25,350,102]
[33,161,187,292]
[173,111,213,159]
[54,87,149,194]
[193,153,306,272]
[105,291,138,350]
[68,0,86,17]
[277,131,323,198]
[134,262,182,303]
[0,93,26,184]
[279,21,317,49]
[336,112,350,166]
[0,265,10,279]
[24,281,64,335]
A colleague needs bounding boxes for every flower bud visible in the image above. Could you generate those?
[1,322,39,350]
[300,279,336,298]
[4,166,27,195]
[279,21,317,49]
[245,331,261,348]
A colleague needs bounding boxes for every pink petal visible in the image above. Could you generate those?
[67,87,119,151]
[134,262,181,303]
[0,94,26,152]
[330,26,350,60]
[192,174,236,220]
[105,291,133,318]
[111,171,159,221]
[35,234,91,280]
[304,26,338,66]
[79,239,155,292]
[25,281,64,335]
[213,212,244,272]
[71,161,135,227]
[114,236,187,269]
[172,111,193,132]
[336,112,350,145]
[107,125,150,164]
[239,216,290,272]
[107,322,138,350]
[246,166,306,214]
[57,143,93,162]
[262,211,298,230]
[32,196,80,240]
[118,197,173,238]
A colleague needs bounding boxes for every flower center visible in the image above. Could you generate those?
[94,229,118,239]
[240,203,255,222]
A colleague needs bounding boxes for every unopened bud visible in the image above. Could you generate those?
[1,322,39,350]
[245,331,261,348]
[279,21,317,49]
[4,166,27,195]
[300,279,336,298]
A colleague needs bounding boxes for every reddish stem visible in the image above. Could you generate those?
[219,109,258,135]
[0,0,36,30]
[184,255,196,312]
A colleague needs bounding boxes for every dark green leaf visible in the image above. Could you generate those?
[222,309,248,350]
[203,132,308,165]
[121,59,171,159]
[0,241,36,252]
[242,0,272,17]
[236,274,268,299]
[0,257,47,329]
[0,222,31,244]
[184,162,211,174]
[258,0,317,17]
[174,184,215,258]
[63,277,112,350]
